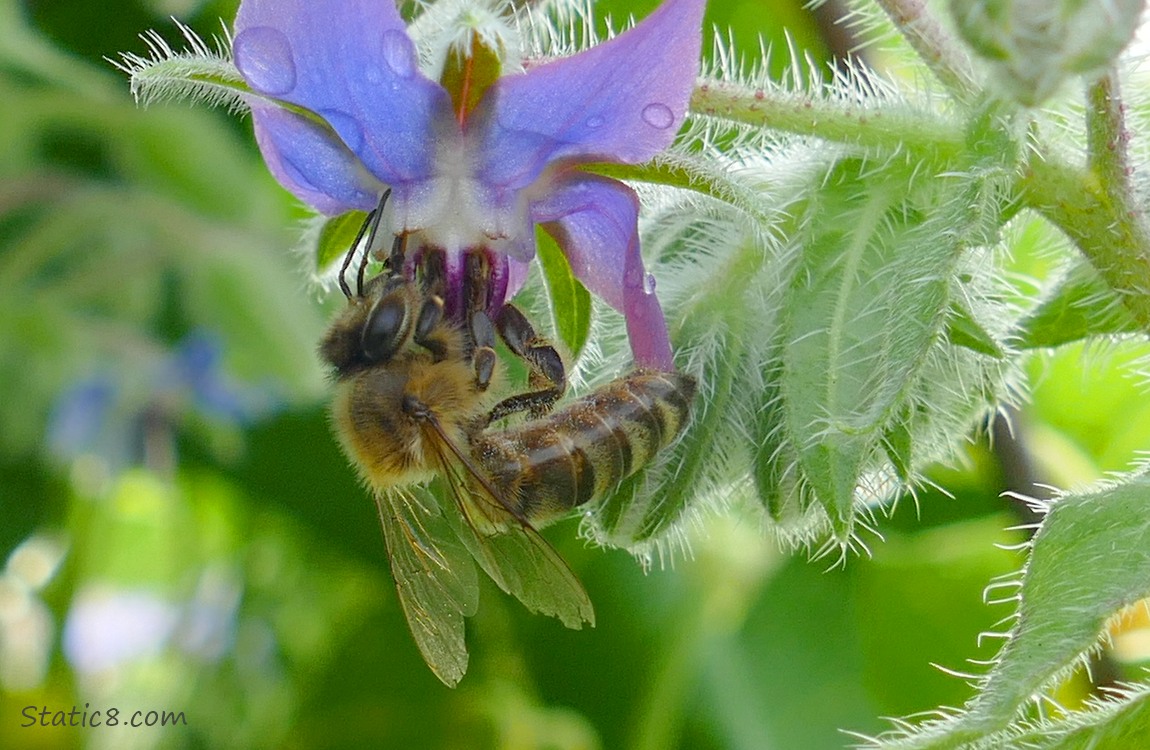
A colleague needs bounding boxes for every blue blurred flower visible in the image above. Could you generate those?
[231,0,706,369]
[47,378,118,463]
[166,331,278,422]
[46,331,279,470]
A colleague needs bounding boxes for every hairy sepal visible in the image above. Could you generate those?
[113,25,251,113]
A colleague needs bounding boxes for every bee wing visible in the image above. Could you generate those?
[424,425,596,630]
[451,497,596,629]
[375,486,480,687]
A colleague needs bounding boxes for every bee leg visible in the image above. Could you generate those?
[418,247,448,303]
[486,303,566,423]
[383,232,408,279]
[469,310,497,392]
[412,294,448,362]
[463,251,492,318]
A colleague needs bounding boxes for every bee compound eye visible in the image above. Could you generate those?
[361,294,409,362]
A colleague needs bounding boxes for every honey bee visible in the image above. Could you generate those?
[320,200,696,686]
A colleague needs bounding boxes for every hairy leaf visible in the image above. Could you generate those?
[871,471,1150,748]
[1015,260,1139,349]
[774,158,963,537]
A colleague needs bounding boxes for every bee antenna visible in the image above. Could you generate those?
[337,189,392,299]
[357,191,388,297]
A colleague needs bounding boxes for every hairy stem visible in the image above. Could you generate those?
[690,78,964,162]
[1086,72,1136,218]
[872,0,978,105]
[1021,74,1150,333]
[1020,149,1150,333]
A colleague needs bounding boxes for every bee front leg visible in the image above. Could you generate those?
[486,303,566,423]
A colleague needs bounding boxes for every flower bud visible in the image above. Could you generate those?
[949,0,1145,106]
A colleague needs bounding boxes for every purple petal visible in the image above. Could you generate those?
[534,173,673,370]
[233,0,452,196]
[248,104,379,214]
[506,257,532,301]
[475,0,705,191]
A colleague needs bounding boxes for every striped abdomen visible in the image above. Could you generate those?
[470,370,696,524]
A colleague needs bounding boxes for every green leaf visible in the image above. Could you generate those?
[753,356,815,526]
[873,470,1150,748]
[775,158,961,537]
[882,402,914,485]
[314,210,370,276]
[1001,688,1150,749]
[971,475,1150,723]
[534,228,592,362]
[1015,260,1139,349]
[945,300,1005,358]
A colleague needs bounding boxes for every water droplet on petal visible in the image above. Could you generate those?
[585,115,605,129]
[381,29,415,79]
[319,109,364,153]
[641,102,675,130]
[233,26,296,96]
[644,273,657,294]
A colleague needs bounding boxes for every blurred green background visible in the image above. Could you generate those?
[2,0,1148,748]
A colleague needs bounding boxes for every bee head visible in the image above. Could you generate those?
[320,275,414,378]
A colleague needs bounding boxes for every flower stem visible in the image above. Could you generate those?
[1086,72,1135,213]
[871,0,978,105]
[1024,74,1150,334]
[1020,145,1150,333]
[690,78,965,162]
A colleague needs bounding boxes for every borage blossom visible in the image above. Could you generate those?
[230,0,705,369]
